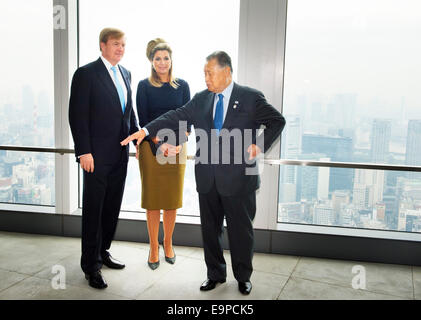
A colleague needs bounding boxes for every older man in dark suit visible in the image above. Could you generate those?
[121,51,285,295]
[69,28,139,289]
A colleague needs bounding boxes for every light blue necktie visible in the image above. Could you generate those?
[111,66,126,113]
[214,93,224,135]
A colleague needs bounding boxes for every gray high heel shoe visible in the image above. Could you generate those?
[163,244,176,264]
[148,248,160,270]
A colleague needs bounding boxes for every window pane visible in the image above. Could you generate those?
[0,0,54,147]
[280,0,421,232]
[279,165,421,232]
[78,0,240,216]
[0,151,55,206]
[282,0,421,165]
[0,1,55,207]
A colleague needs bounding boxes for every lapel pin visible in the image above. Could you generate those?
[233,101,239,109]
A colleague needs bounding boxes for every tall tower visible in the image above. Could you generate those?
[281,115,301,183]
[280,115,301,202]
[352,169,384,210]
[33,104,38,133]
[405,120,421,166]
[370,119,391,163]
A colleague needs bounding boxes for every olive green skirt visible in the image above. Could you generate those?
[138,141,187,210]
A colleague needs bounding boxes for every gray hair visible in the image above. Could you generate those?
[206,51,233,74]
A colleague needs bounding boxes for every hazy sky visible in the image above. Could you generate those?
[0,0,53,102]
[284,0,421,116]
[0,0,240,105]
[79,0,240,96]
[1,0,420,119]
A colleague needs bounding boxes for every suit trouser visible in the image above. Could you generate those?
[199,183,256,283]
[81,160,128,274]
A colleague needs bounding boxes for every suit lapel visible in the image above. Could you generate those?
[94,58,124,115]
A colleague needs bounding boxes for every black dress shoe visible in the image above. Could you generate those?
[85,271,108,289]
[238,281,252,295]
[200,278,226,291]
[148,250,160,270]
[102,255,125,269]
[163,244,176,264]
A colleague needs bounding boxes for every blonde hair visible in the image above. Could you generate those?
[146,38,179,89]
[99,28,125,51]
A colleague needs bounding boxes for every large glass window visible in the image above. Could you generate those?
[78,0,240,216]
[279,0,421,231]
[0,0,55,206]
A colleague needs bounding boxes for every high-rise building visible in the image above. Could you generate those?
[375,203,386,221]
[281,115,301,161]
[302,134,353,162]
[370,119,391,163]
[0,178,12,202]
[352,169,384,210]
[299,165,318,201]
[332,190,351,224]
[279,183,296,203]
[313,201,334,225]
[278,202,301,223]
[296,153,327,202]
[317,158,330,200]
[383,195,398,230]
[281,115,301,187]
[338,205,354,227]
[352,184,368,210]
[302,133,353,192]
[405,211,421,232]
[405,120,421,180]
[13,164,35,188]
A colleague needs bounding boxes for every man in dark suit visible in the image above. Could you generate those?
[121,51,285,295]
[69,28,139,289]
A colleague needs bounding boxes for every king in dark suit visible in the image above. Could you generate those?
[69,28,139,289]
[121,51,285,295]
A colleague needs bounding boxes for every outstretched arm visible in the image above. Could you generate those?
[121,128,146,147]
[121,94,197,148]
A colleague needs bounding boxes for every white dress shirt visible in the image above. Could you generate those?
[100,55,128,105]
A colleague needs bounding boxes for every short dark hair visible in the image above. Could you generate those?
[206,51,233,73]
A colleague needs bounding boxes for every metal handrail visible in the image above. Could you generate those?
[1,145,421,172]
[0,145,74,155]
[264,159,421,172]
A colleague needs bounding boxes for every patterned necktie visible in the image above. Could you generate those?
[111,66,126,113]
[214,93,224,135]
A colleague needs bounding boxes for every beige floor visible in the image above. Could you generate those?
[0,231,420,300]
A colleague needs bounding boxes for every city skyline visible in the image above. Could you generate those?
[279,108,421,233]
